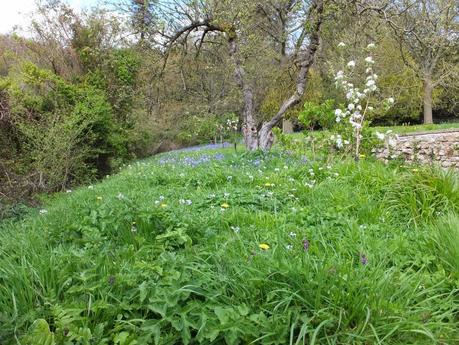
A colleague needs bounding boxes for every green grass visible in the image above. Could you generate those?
[372,122,459,135]
[1,148,459,344]
[288,122,459,141]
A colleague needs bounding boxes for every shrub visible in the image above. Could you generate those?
[298,99,336,130]
[4,62,120,192]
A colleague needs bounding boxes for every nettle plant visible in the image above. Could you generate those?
[333,42,395,160]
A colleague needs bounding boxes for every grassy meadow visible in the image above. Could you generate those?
[1,146,459,344]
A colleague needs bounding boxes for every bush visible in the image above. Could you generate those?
[298,99,336,130]
[3,62,121,193]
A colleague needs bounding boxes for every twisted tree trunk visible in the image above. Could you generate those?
[227,0,324,151]
[258,0,324,150]
[228,35,259,150]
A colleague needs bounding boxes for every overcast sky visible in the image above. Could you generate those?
[0,0,99,34]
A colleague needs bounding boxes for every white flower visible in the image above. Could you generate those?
[366,79,375,87]
[365,56,374,64]
[347,103,355,111]
[39,209,48,215]
[230,226,240,233]
[227,176,233,180]
[366,67,372,74]
[367,43,376,49]
[66,189,72,193]
[388,97,395,104]
[289,232,297,238]
[344,140,350,145]
[368,106,374,111]
[375,131,385,140]
[335,109,343,116]
[347,60,356,68]
[286,245,293,250]
[338,42,346,48]
[88,185,94,190]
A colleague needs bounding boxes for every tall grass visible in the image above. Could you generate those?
[0,150,458,344]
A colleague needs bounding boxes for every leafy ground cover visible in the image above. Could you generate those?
[1,147,459,344]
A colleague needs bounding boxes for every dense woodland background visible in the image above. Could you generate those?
[1,0,458,213]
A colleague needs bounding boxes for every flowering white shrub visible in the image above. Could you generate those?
[333,42,395,159]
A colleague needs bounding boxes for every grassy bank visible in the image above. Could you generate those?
[1,148,458,344]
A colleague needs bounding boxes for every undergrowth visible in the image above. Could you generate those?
[0,149,458,344]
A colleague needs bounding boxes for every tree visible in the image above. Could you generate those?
[160,0,325,150]
[130,0,157,44]
[369,0,459,124]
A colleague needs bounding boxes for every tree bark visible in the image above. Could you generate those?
[258,0,324,150]
[227,35,259,150]
[282,119,294,133]
[423,77,433,124]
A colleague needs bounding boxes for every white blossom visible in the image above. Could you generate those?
[375,131,385,141]
[338,42,346,48]
[347,60,356,68]
[367,43,376,49]
[365,56,374,64]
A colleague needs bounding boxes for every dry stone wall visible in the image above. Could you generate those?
[374,129,459,169]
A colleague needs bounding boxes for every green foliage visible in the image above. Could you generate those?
[1,148,458,344]
[385,167,459,226]
[5,62,121,191]
[177,113,239,146]
[298,100,336,130]
[427,213,459,280]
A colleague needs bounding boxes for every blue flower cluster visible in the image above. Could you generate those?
[175,142,232,153]
[158,153,226,167]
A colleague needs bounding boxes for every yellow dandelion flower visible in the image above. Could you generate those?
[359,154,366,158]
[221,203,230,209]
[264,183,273,187]
[412,168,419,172]
[259,243,270,250]
[160,203,168,208]
[96,196,103,201]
